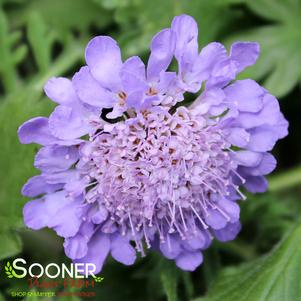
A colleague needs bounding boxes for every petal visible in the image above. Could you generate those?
[44,77,77,106]
[230,42,260,73]
[247,125,280,152]
[218,198,240,223]
[72,66,116,108]
[126,90,145,109]
[74,231,111,274]
[34,145,79,173]
[47,196,84,237]
[22,175,63,197]
[111,234,136,265]
[64,235,89,260]
[248,153,277,176]
[182,229,210,251]
[23,197,50,230]
[243,175,268,193]
[226,127,250,148]
[43,170,79,185]
[49,105,91,140]
[64,222,95,260]
[236,93,284,129]
[160,234,182,259]
[23,191,71,230]
[175,251,203,271]
[121,56,148,94]
[85,36,122,91]
[18,117,56,145]
[171,15,198,68]
[91,206,108,224]
[205,208,227,230]
[122,56,146,82]
[207,58,238,89]
[213,221,241,242]
[147,29,175,80]
[191,42,227,84]
[234,150,263,167]
[225,79,264,113]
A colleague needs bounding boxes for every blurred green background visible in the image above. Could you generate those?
[0,0,301,300]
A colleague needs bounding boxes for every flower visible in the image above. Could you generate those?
[18,14,288,272]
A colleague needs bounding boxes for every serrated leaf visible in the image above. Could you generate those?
[226,0,301,97]
[194,220,301,301]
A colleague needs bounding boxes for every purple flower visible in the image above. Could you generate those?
[18,15,288,272]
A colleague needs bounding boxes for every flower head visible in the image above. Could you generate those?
[19,15,288,272]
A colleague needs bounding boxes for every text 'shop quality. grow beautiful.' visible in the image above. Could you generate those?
[18,15,288,272]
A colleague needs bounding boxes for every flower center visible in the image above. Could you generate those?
[80,106,240,251]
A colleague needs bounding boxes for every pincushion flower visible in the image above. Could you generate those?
[18,15,288,272]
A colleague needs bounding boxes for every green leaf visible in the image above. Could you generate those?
[160,261,178,301]
[226,0,301,97]
[11,0,113,35]
[27,12,54,73]
[194,220,301,301]
[246,0,300,22]
[0,8,27,92]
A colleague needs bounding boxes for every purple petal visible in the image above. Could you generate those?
[22,175,63,197]
[171,15,198,69]
[226,127,250,148]
[147,29,175,81]
[72,66,116,108]
[44,77,77,106]
[122,56,146,82]
[47,196,84,237]
[34,145,79,173]
[64,223,94,260]
[218,199,240,223]
[48,105,91,140]
[182,229,210,251]
[91,206,108,224]
[225,79,264,113]
[85,36,122,91]
[205,208,227,230]
[236,93,283,129]
[213,221,241,242]
[234,150,263,167]
[18,117,56,145]
[43,170,79,185]
[248,153,277,176]
[247,125,280,152]
[230,42,260,73]
[243,175,268,193]
[23,191,72,230]
[192,42,227,87]
[121,56,148,94]
[110,234,136,265]
[160,234,182,259]
[175,251,203,271]
[74,231,111,274]
[126,90,145,109]
[23,197,49,230]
